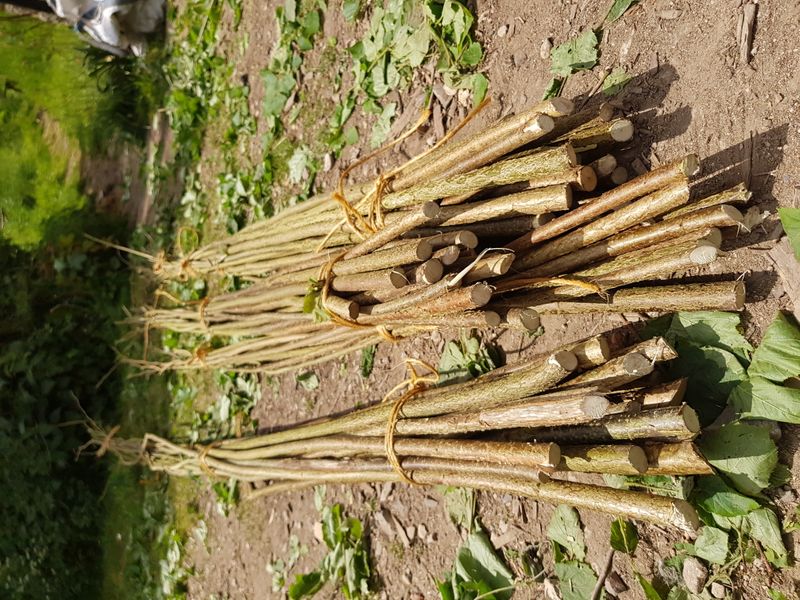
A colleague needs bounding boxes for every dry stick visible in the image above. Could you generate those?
[209,436,560,468]
[643,442,714,476]
[540,102,615,141]
[528,204,744,277]
[248,469,699,533]
[330,267,407,293]
[390,98,571,191]
[408,215,552,240]
[567,118,635,151]
[359,282,494,324]
[560,351,655,391]
[640,378,688,408]
[663,182,751,220]
[358,274,461,317]
[218,350,578,450]
[343,201,441,259]
[434,184,573,227]
[530,281,747,314]
[363,310,503,329]
[432,245,461,266]
[382,144,577,210]
[507,154,700,252]
[462,254,514,284]
[558,444,648,475]
[527,405,701,444]
[514,179,691,270]
[375,393,611,437]
[407,230,480,249]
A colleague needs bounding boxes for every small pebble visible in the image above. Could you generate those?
[322,152,333,172]
[658,9,682,19]
[605,571,628,595]
[711,581,727,598]
[497,24,508,37]
[682,557,708,595]
[418,524,428,540]
[540,38,552,59]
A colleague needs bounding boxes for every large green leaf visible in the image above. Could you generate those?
[748,312,800,382]
[693,526,729,565]
[745,508,789,568]
[550,30,599,77]
[606,0,639,22]
[554,561,598,600]
[288,571,324,598]
[692,476,759,517]
[644,311,752,361]
[610,518,638,554]
[637,573,664,600]
[454,530,515,598]
[698,422,777,495]
[778,207,800,260]
[547,505,586,561]
[729,376,800,423]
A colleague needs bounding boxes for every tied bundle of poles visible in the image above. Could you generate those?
[91,332,714,534]
[131,96,752,374]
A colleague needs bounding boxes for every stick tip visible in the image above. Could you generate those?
[734,280,746,310]
[673,498,701,534]
[389,268,409,288]
[681,154,701,177]
[689,242,718,265]
[629,445,649,474]
[582,394,611,419]
[422,201,442,219]
[622,352,655,377]
[507,307,541,332]
[546,443,561,468]
[610,119,635,142]
[418,258,444,284]
[576,165,598,192]
[526,113,555,134]
[416,239,434,261]
[680,405,701,435]
[470,283,494,307]
[552,350,579,372]
[456,231,480,249]
[483,310,502,327]
[547,97,575,117]
[610,165,628,185]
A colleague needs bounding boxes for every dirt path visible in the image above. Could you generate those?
[176,1,800,598]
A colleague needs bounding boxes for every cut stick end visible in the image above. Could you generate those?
[610,119,635,142]
[416,239,434,261]
[594,154,617,178]
[733,280,746,310]
[483,310,502,327]
[418,258,444,284]
[576,165,598,192]
[702,228,723,248]
[582,395,611,419]
[437,245,462,266]
[610,165,628,185]
[721,204,745,222]
[681,405,701,435]
[565,143,578,167]
[622,352,655,377]
[690,243,718,265]
[546,443,562,468]
[546,97,575,116]
[681,154,701,177]
[628,446,649,474]
[598,102,615,121]
[456,231,480,249]
[507,307,541,332]
[470,283,494,307]
[674,498,701,534]
[421,201,442,219]
[526,113,555,134]
[552,350,579,373]
[389,268,409,288]
[490,254,515,276]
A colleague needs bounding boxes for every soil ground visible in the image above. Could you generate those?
[148,1,800,598]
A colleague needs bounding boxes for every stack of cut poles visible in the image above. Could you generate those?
[97,332,711,533]
[136,98,752,374]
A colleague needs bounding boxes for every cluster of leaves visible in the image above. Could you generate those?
[327,0,486,152]
[437,335,500,385]
[546,505,599,600]
[188,371,261,443]
[438,528,515,600]
[287,490,371,599]
[268,535,309,593]
[0,227,130,598]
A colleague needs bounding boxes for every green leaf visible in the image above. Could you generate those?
[343,125,359,146]
[698,422,777,495]
[453,529,515,599]
[471,72,489,107]
[729,376,800,424]
[440,486,475,529]
[287,146,311,184]
[606,0,638,22]
[693,526,729,565]
[550,30,599,77]
[554,561,598,600]
[610,518,638,554]
[748,312,800,383]
[603,67,630,96]
[284,0,297,22]
[542,77,565,100]
[778,207,800,260]
[644,311,753,361]
[745,508,789,568]
[769,589,790,600]
[547,505,586,561]
[769,463,792,488]
[369,101,396,148]
[637,573,664,600]
[296,371,320,390]
[288,571,325,598]
[461,41,483,66]
[302,10,321,36]
[343,0,360,22]
[692,476,759,517]
[360,345,376,378]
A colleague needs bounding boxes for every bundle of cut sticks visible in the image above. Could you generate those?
[95,331,711,533]
[135,98,751,374]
